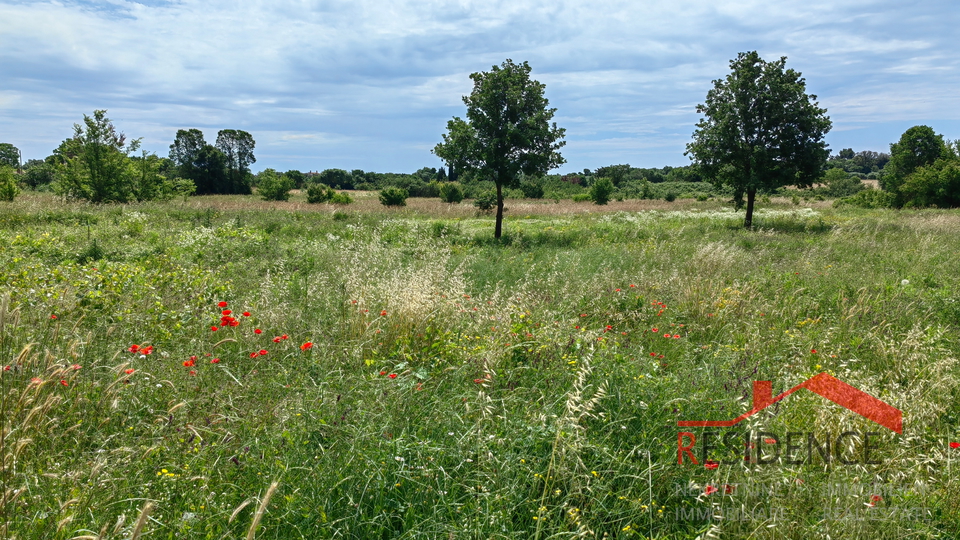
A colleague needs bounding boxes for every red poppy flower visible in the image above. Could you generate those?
[258,349,268,356]
[128,344,140,353]
[651,328,658,333]
[629,284,636,288]
[60,380,68,386]
[71,364,81,370]
[474,378,484,383]
[673,334,680,339]
[615,288,621,292]
[211,326,218,332]
[273,336,282,343]
[250,352,259,358]
[183,359,195,367]
[764,438,777,444]
[211,358,220,364]
[723,484,735,494]
[222,309,232,316]
[141,346,153,355]
[663,333,671,338]
[388,373,397,379]
[2,365,9,371]
[300,342,313,350]
[218,301,228,308]
[124,368,136,374]
[254,328,262,334]
[50,314,57,319]
[189,370,197,376]
[811,349,817,354]
[870,495,882,503]
[950,442,960,449]
[281,334,288,340]
[379,371,387,376]
[704,485,718,495]
[242,311,251,317]
[650,352,657,357]
[380,310,388,316]
[705,461,719,470]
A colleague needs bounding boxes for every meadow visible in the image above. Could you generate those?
[1,192,959,539]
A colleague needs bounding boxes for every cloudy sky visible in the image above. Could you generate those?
[1,0,958,174]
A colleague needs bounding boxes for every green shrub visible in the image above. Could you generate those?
[0,166,19,202]
[473,190,497,212]
[439,182,465,203]
[696,193,709,202]
[664,190,677,202]
[589,177,614,205]
[307,183,335,203]
[822,168,866,197]
[379,186,409,206]
[257,169,294,201]
[519,178,545,199]
[329,192,353,205]
[571,193,591,202]
[833,188,895,209]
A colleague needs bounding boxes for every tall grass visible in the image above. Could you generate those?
[1,193,958,538]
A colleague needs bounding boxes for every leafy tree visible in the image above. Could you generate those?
[0,143,20,170]
[822,167,865,198]
[439,182,464,203]
[589,177,614,205]
[0,165,19,201]
[129,150,166,202]
[379,186,408,207]
[434,59,566,238]
[22,160,55,189]
[317,169,353,190]
[307,183,335,203]
[594,164,630,186]
[193,145,229,195]
[519,177,545,199]
[686,51,832,228]
[215,129,256,194]
[56,110,141,203]
[256,168,294,201]
[284,169,307,189]
[169,129,206,176]
[880,125,947,205]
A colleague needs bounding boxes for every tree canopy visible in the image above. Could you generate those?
[434,59,566,238]
[686,51,832,228]
[0,143,20,170]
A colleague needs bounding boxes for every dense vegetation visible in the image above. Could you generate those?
[1,193,959,539]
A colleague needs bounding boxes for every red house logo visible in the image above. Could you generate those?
[678,373,902,434]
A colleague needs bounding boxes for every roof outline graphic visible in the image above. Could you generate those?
[677,373,902,434]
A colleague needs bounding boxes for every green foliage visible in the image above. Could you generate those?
[329,191,353,205]
[438,182,465,203]
[55,110,141,203]
[664,190,677,202]
[379,186,408,206]
[519,177,545,199]
[822,167,867,198]
[881,126,950,206]
[571,193,591,202]
[256,168,294,201]
[22,160,55,189]
[317,168,353,189]
[589,177,614,205]
[434,59,566,237]
[0,165,19,201]
[899,157,960,208]
[0,142,20,169]
[686,51,831,227]
[473,190,497,211]
[215,129,255,195]
[306,183,335,203]
[833,188,895,209]
[129,150,167,202]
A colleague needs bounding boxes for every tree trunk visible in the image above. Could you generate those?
[494,182,504,239]
[744,188,756,229]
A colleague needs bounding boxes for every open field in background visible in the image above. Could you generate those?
[1,193,959,539]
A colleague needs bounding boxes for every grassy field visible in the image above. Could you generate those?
[1,192,959,539]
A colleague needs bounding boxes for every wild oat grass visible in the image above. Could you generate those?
[0,193,958,538]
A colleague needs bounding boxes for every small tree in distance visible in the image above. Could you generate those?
[686,51,832,228]
[434,59,566,238]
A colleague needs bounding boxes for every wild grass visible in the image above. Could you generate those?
[0,192,958,538]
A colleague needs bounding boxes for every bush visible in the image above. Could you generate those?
[589,177,614,205]
[696,193,709,202]
[519,178,545,199]
[822,168,866,198]
[330,192,353,205]
[664,191,677,202]
[833,188,895,209]
[473,191,497,212]
[439,182,465,203]
[379,186,409,206]
[0,166,19,202]
[307,183,336,203]
[571,193,591,202]
[256,169,294,201]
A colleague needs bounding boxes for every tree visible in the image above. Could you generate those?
[169,129,206,175]
[56,110,141,203]
[215,129,256,194]
[686,51,832,228]
[0,143,20,170]
[256,169,294,201]
[434,59,566,238]
[589,177,614,205]
[0,165,19,201]
[193,145,229,194]
[880,125,947,205]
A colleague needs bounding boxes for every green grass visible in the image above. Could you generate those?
[1,193,959,539]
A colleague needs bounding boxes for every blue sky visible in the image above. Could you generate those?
[1,0,958,174]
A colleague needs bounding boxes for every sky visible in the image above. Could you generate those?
[1,0,958,174]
